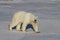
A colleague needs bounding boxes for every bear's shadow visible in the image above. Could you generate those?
[12,24,35,31]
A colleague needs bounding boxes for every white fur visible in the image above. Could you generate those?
[9,11,39,32]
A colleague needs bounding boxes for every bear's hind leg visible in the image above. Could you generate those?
[8,21,19,31]
[8,24,16,31]
[16,23,21,32]
[22,23,27,32]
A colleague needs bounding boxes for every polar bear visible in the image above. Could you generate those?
[8,11,39,33]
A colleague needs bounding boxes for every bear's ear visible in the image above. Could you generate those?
[35,16,38,19]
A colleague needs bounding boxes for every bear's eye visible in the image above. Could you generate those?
[34,20,37,22]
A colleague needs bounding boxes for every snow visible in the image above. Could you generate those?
[0,0,60,40]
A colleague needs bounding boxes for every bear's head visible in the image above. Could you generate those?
[32,16,38,23]
[35,16,38,22]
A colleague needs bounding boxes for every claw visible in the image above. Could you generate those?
[16,30,21,32]
[22,30,26,32]
[35,31,40,33]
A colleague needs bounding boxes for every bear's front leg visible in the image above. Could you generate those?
[31,21,40,33]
